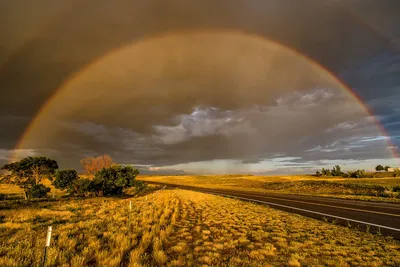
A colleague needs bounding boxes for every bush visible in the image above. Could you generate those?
[321,168,331,176]
[347,170,373,178]
[394,169,400,177]
[93,165,140,196]
[331,165,343,177]
[392,186,400,192]
[26,184,50,199]
[53,170,78,189]
[0,194,6,201]
[69,179,96,197]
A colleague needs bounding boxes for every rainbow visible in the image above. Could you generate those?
[12,29,399,162]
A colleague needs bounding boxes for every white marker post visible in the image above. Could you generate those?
[128,201,132,246]
[41,226,52,267]
[128,201,132,229]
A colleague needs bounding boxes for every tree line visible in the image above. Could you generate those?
[0,155,145,200]
[316,165,400,178]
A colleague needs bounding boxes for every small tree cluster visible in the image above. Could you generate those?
[321,168,331,176]
[331,165,343,176]
[347,169,369,178]
[1,156,145,200]
[52,165,144,197]
[375,165,384,172]
[1,157,58,199]
[92,165,144,196]
[80,154,114,176]
[317,165,343,177]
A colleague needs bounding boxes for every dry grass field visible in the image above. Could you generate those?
[0,179,65,200]
[139,175,400,202]
[1,189,400,266]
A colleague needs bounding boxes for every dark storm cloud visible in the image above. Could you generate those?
[339,52,400,150]
[18,87,389,170]
[1,0,399,171]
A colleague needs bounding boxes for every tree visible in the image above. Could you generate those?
[321,168,331,176]
[92,165,142,196]
[80,154,114,176]
[53,170,78,190]
[1,157,58,199]
[331,165,343,176]
[385,166,391,172]
[315,171,321,177]
[69,179,96,197]
[375,165,384,172]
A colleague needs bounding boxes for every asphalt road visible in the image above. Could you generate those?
[149,182,400,239]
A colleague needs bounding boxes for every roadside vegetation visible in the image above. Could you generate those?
[139,171,400,202]
[1,189,399,266]
[0,155,145,201]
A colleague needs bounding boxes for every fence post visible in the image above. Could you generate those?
[41,226,52,267]
[128,201,132,246]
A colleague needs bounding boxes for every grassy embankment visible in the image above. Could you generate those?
[138,175,400,202]
[1,189,399,266]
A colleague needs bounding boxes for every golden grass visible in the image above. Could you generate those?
[139,174,316,189]
[0,179,65,199]
[139,175,400,202]
[1,189,399,266]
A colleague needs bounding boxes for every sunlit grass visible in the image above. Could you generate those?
[139,175,400,202]
[1,189,399,266]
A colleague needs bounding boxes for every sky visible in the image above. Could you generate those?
[0,0,399,174]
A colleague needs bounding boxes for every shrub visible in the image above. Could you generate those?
[69,179,96,197]
[93,165,141,196]
[0,194,6,201]
[331,165,343,176]
[375,165,384,172]
[321,168,331,176]
[53,170,78,189]
[26,184,50,199]
[347,170,372,178]
[394,169,400,177]
[392,186,400,192]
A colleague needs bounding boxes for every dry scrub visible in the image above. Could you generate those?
[1,190,400,266]
[139,175,400,202]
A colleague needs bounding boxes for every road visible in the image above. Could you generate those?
[149,182,400,239]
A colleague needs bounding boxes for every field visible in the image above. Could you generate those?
[139,175,400,202]
[1,189,400,266]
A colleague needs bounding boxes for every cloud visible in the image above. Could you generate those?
[1,2,399,172]
[0,148,38,161]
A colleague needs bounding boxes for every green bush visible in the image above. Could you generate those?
[321,168,331,176]
[0,194,6,201]
[331,165,343,176]
[69,179,96,197]
[392,186,400,192]
[53,170,78,189]
[93,165,140,196]
[26,184,50,199]
[347,170,373,178]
